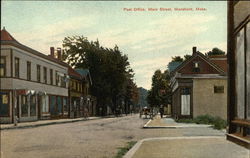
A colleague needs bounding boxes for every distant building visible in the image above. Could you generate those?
[170,47,227,120]
[68,67,95,118]
[0,28,69,123]
[227,1,250,149]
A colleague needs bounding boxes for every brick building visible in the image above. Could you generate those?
[170,47,228,120]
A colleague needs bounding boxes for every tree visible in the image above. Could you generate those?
[147,70,171,108]
[206,48,225,56]
[62,36,136,115]
[184,54,192,61]
[171,56,184,62]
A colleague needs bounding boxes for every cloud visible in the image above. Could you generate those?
[13,16,97,54]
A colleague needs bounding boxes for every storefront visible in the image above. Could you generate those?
[227,1,250,149]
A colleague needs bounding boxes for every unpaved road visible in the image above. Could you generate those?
[1,114,225,158]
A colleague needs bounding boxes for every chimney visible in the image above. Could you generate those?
[192,46,197,55]
[50,47,55,58]
[57,47,62,61]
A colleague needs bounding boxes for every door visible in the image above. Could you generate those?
[181,88,191,116]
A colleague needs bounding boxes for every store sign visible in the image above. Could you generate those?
[16,89,27,95]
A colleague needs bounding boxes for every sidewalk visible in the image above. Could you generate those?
[124,136,250,158]
[144,115,212,128]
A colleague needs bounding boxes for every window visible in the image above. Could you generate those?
[43,67,47,84]
[214,86,224,93]
[55,71,59,86]
[247,23,250,119]
[50,69,53,85]
[0,56,6,77]
[30,95,36,116]
[42,96,49,113]
[21,95,28,117]
[235,27,245,119]
[61,74,66,88]
[37,65,41,82]
[0,92,9,116]
[193,62,200,72]
[14,57,20,78]
[27,61,31,80]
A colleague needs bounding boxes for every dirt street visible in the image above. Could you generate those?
[1,114,225,158]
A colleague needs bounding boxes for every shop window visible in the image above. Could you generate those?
[30,95,36,116]
[57,97,62,114]
[63,98,68,115]
[50,96,56,115]
[0,56,6,77]
[21,95,28,117]
[214,86,224,93]
[0,93,9,116]
[42,96,49,113]
[235,28,245,119]
[247,23,250,119]
[15,57,20,78]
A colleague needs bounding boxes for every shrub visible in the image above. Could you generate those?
[176,114,227,130]
[113,141,137,158]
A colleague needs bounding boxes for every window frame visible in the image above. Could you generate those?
[43,67,47,84]
[27,61,31,81]
[0,56,6,77]
[14,57,20,78]
[37,65,41,82]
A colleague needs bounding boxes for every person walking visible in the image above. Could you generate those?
[159,105,164,118]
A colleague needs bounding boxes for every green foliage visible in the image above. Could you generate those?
[176,115,227,130]
[113,141,137,158]
[147,70,171,107]
[62,36,137,115]
[137,87,149,108]
[206,47,225,56]
[171,56,184,62]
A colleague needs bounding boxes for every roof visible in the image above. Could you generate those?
[1,27,18,41]
[75,69,90,77]
[75,68,92,85]
[1,28,68,68]
[68,66,82,79]
[208,55,228,73]
[168,61,182,72]
[171,51,227,76]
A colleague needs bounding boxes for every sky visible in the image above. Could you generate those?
[1,1,227,90]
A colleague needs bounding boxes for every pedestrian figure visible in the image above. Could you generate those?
[159,105,164,118]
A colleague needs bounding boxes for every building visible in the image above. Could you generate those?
[75,69,96,116]
[227,1,250,149]
[0,28,69,123]
[170,47,228,120]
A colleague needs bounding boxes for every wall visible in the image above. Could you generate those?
[193,78,227,120]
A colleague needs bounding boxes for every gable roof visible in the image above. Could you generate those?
[171,51,227,76]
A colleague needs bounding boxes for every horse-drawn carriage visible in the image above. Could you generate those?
[139,107,155,119]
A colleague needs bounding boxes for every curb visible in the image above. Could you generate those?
[143,119,213,129]
[0,114,136,130]
[0,117,101,130]
[123,136,227,158]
